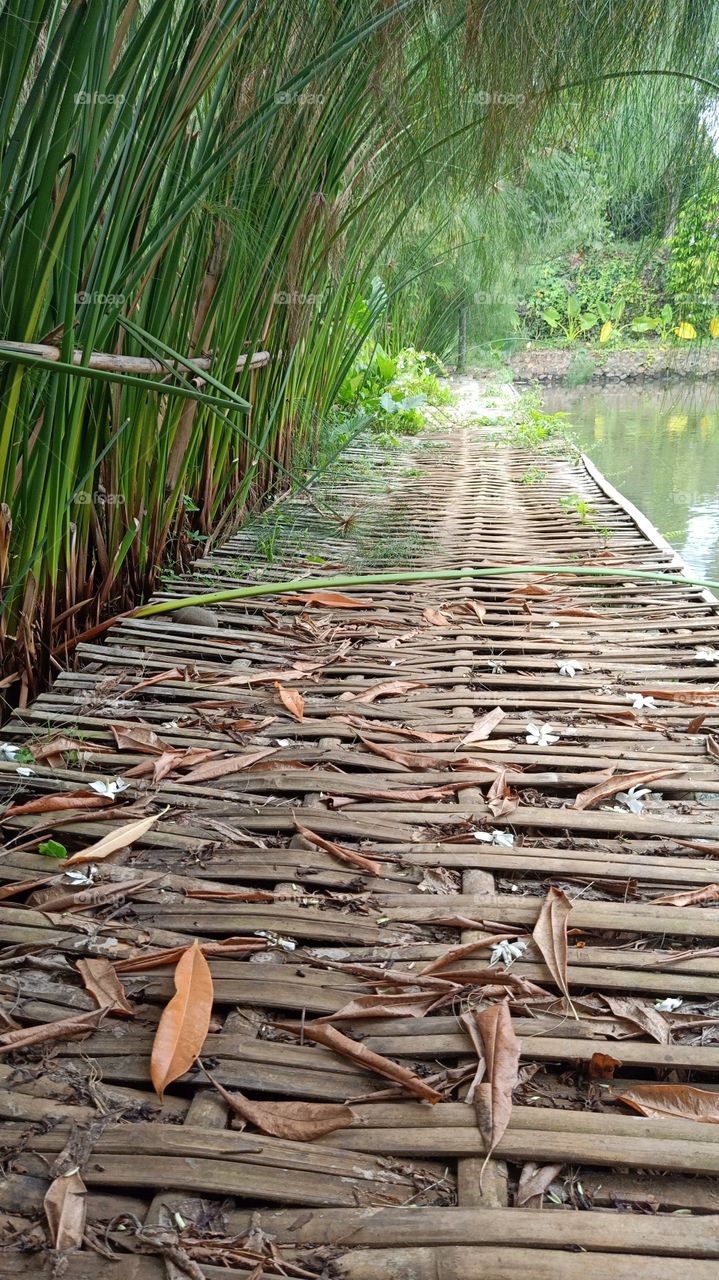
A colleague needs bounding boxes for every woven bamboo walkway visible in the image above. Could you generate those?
[1,416,719,1278]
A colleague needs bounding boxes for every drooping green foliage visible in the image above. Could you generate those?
[1,0,718,697]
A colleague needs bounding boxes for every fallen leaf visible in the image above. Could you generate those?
[182,747,277,782]
[598,994,669,1044]
[616,1083,719,1123]
[299,1022,443,1103]
[422,606,449,626]
[487,767,516,817]
[420,934,527,976]
[340,680,427,705]
[275,683,304,722]
[31,736,111,765]
[688,715,706,734]
[114,938,265,973]
[77,958,134,1017]
[0,873,57,901]
[44,1170,87,1252]
[588,1051,622,1080]
[338,716,454,743]
[649,883,719,906]
[707,737,719,761]
[206,1071,354,1140]
[636,688,719,706]
[3,792,112,818]
[294,824,381,876]
[287,590,373,609]
[124,667,187,695]
[150,939,214,1099]
[532,886,575,1015]
[316,991,445,1022]
[110,724,171,754]
[572,767,682,810]
[465,1002,520,1173]
[63,811,161,866]
[515,1162,563,1208]
[461,600,486,622]
[462,708,506,745]
[0,1006,109,1055]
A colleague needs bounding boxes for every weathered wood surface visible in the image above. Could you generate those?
[1,421,719,1275]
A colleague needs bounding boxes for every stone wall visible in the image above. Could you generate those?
[507,345,719,384]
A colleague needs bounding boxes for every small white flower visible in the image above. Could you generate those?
[655,997,683,1012]
[628,694,657,710]
[493,831,515,847]
[557,660,583,678]
[473,830,515,846]
[275,738,292,747]
[490,940,526,969]
[16,766,34,777]
[614,785,651,815]
[89,778,129,798]
[526,722,560,747]
[547,620,560,628]
[0,742,20,760]
[489,659,506,674]
[65,869,94,884]
[695,647,719,663]
[161,720,179,729]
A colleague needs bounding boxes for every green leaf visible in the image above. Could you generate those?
[542,308,560,328]
[38,839,68,860]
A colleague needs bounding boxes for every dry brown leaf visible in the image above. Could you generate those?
[532,886,575,1015]
[0,873,57,902]
[465,1002,520,1173]
[462,708,506,745]
[688,714,707,733]
[487,768,516,818]
[44,1170,87,1252]
[420,934,527,976]
[114,937,265,973]
[275,683,304,722]
[124,667,187,695]
[338,716,455,743]
[110,723,171,754]
[573,767,682,810]
[150,939,214,1099]
[422,606,449,626]
[588,1051,622,1080]
[599,994,669,1044]
[616,1083,719,1123]
[340,680,427,705]
[77,958,134,1017]
[294,823,381,876]
[461,600,486,622]
[300,1022,443,1102]
[515,1162,563,1208]
[707,736,719,761]
[0,1006,109,1055]
[287,590,373,609]
[4,792,113,818]
[182,746,277,782]
[30,874,157,914]
[205,1070,353,1140]
[63,810,162,867]
[649,883,719,906]
[31,736,112,765]
[316,991,445,1022]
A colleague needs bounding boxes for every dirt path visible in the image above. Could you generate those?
[1,390,719,1277]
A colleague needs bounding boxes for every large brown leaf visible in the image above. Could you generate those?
[515,1162,563,1208]
[150,939,214,1099]
[275,683,304,722]
[206,1071,354,1140]
[182,746,277,782]
[4,792,112,818]
[44,1170,87,1251]
[532,886,575,1015]
[316,991,445,1022]
[616,1083,719,1123]
[63,810,161,866]
[300,1022,443,1103]
[465,1002,520,1170]
[114,937,265,973]
[573,767,683,810]
[420,934,528,976]
[294,823,381,876]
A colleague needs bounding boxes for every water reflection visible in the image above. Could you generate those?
[541,381,719,581]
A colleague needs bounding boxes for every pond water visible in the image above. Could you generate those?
[540,381,719,584]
